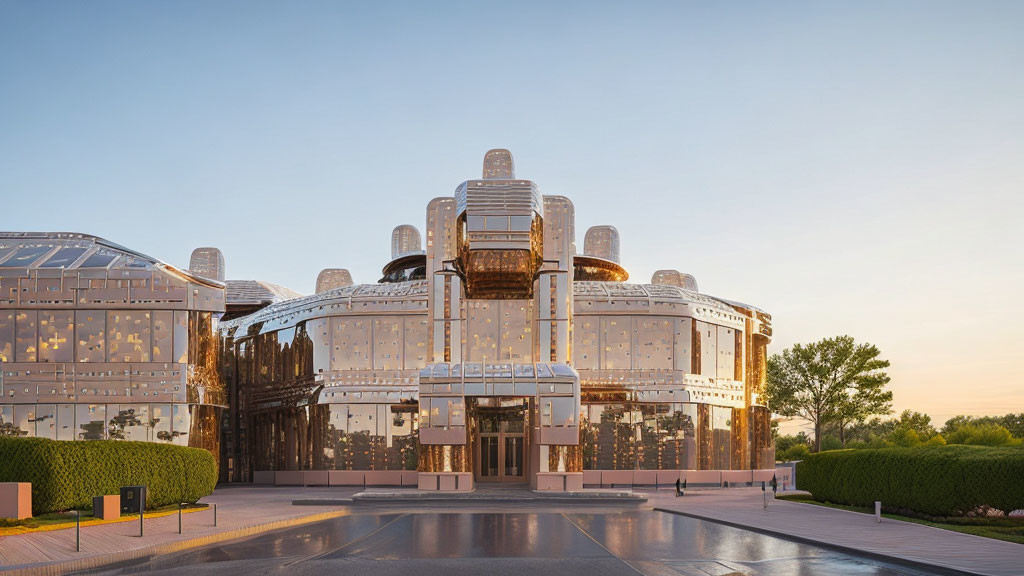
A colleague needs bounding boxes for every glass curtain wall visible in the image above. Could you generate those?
[0,402,213,442]
[582,402,733,470]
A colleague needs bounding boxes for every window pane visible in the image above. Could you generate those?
[386,405,419,470]
[16,310,37,362]
[582,404,636,470]
[173,311,188,363]
[39,247,87,268]
[661,404,697,470]
[0,311,13,362]
[485,216,508,231]
[14,405,35,437]
[509,215,533,231]
[33,404,57,439]
[79,252,117,268]
[107,311,151,362]
[151,403,173,442]
[712,406,732,470]
[344,404,385,471]
[172,404,191,445]
[449,398,465,426]
[109,404,148,441]
[547,397,576,427]
[419,398,431,427]
[39,310,74,363]
[77,404,106,440]
[432,398,448,427]
[152,311,173,362]
[75,310,105,362]
[56,404,75,441]
[3,246,51,267]
[0,406,22,437]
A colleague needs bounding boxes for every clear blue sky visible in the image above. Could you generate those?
[2,1,1022,426]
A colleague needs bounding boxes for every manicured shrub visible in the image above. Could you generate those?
[796,445,1024,517]
[0,437,217,515]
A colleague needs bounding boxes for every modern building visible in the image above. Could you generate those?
[0,150,773,491]
[0,232,225,455]
[217,150,774,490]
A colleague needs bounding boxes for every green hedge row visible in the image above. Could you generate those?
[796,445,1024,517]
[0,437,217,515]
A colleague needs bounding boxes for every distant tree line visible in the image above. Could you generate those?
[765,335,1022,461]
[775,411,1023,461]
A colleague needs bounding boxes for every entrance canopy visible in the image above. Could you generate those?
[418,362,580,446]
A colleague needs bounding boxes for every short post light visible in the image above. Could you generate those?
[139,505,144,537]
[75,510,81,552]
[875,501,882,523]
[178,502,183,534]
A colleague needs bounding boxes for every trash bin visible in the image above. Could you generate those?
[120,486,146,514]
[93,494,120,520]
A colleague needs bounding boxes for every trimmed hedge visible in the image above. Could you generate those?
[0,437,217,515]
[796,445,1024,517]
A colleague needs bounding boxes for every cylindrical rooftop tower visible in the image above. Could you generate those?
[316,268,354,293]
[391,225,423,259]
[584,226,621,263]
[651,269,699,292]
[189,247,225,282]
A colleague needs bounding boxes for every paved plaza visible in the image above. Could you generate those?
[0,486,1020,576]
[647,488,1024,576]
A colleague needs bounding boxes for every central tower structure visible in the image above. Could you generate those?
[418,149,581,490]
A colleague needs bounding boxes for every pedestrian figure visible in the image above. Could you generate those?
[675,477,685,497]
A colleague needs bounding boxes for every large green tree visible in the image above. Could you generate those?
[765,335,891,452]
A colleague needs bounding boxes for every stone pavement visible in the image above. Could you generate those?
[647,488,1024,576]
[0,485,360,576]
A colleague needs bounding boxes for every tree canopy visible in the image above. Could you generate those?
[765,335,891,452]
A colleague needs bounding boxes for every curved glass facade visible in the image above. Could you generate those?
[0,233,226,463]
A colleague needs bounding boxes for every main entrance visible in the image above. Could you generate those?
[474,398,529,483]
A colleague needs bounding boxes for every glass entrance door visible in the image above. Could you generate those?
[480,436,499,479]
[475,399,528,483]
[504,436,523,478]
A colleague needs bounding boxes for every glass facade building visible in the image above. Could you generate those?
[2,150,773,491]
[218,150,774,490]
[0,232,225,458]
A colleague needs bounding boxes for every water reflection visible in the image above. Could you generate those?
[100,510,941,576]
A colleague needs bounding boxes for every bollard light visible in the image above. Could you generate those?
[875,501,882,523]
[75,510,80,552]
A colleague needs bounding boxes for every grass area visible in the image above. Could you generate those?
[0,503,209,536]
[776,494,1024,545]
